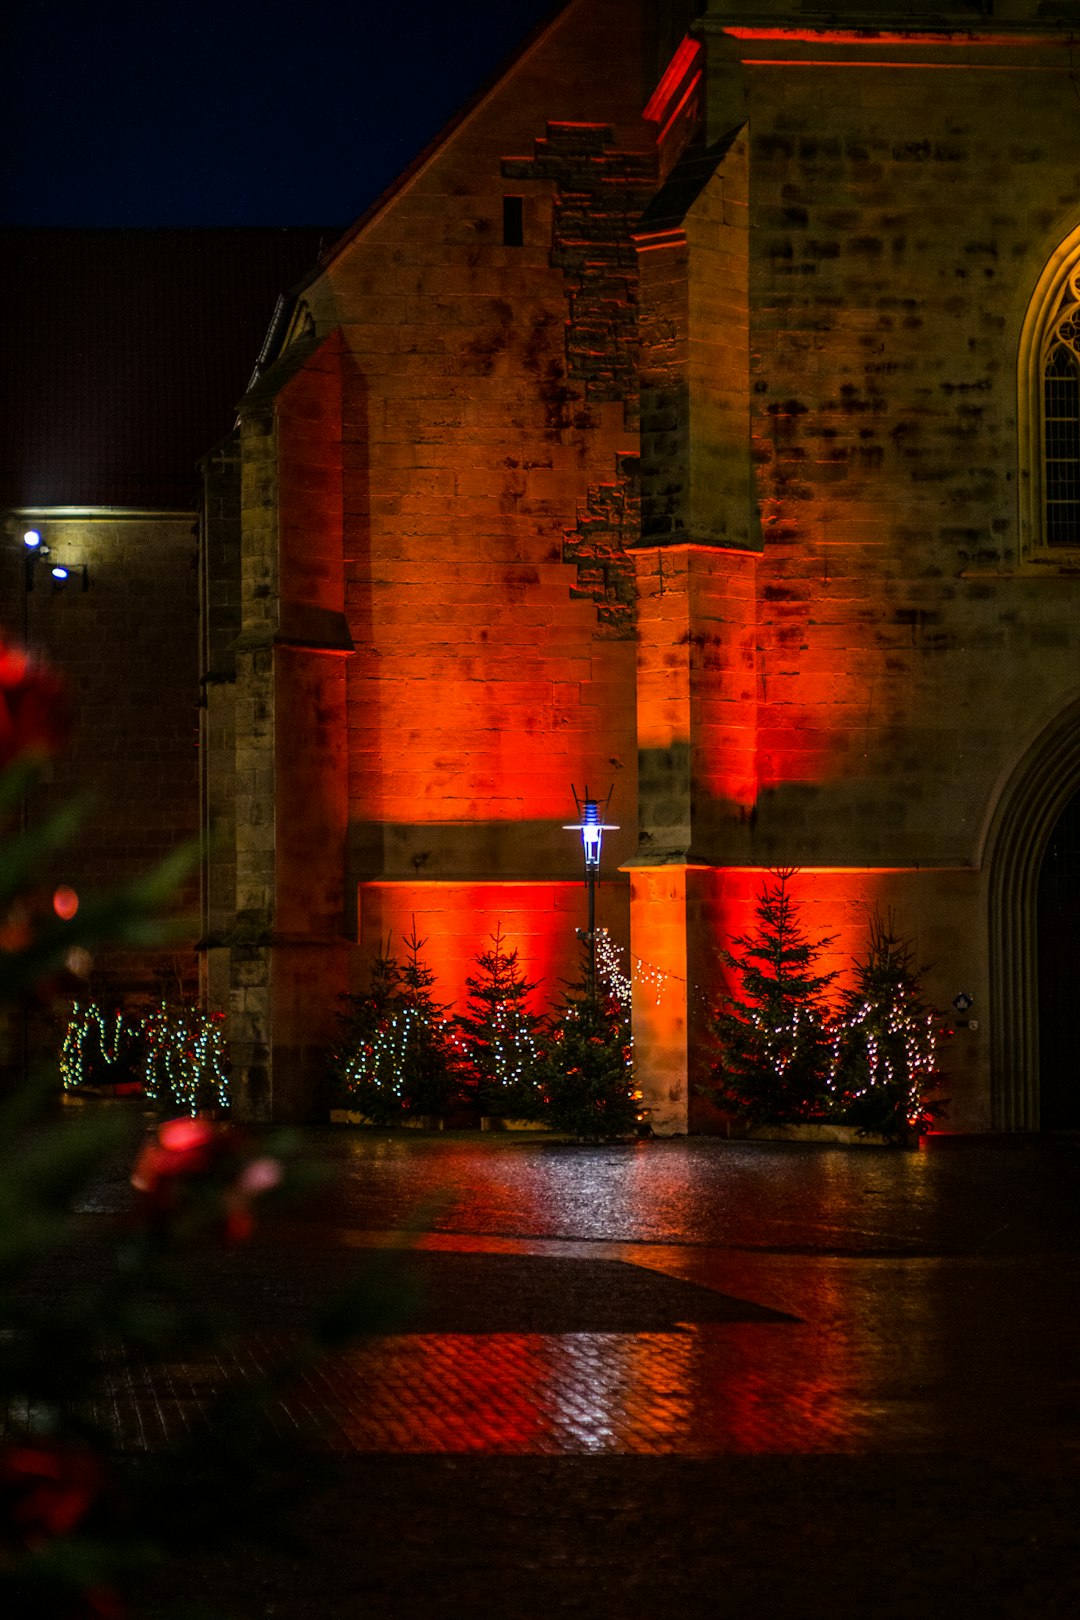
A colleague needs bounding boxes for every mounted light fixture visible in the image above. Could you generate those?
[564,785,618,998]
[21,529,51,588]
[15,525,88,592]
[47,562,89,593]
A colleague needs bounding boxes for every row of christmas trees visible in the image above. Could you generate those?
[332,872,947,1142]
[59,872,948,1141]
[330,923,641,1139]
[711,868,947,1140]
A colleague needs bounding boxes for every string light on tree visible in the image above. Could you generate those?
[60,1002,131,1090]
[595,928,632,1010]
[141,1003,230,1116]
[456,923,546,1119]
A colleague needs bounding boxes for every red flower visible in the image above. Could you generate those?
[0,642,69,771]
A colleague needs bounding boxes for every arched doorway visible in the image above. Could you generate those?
[987,693,1080,1130]
[1037,786,1080,1129]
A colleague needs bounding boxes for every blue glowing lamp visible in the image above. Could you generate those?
[564,787,618,875]
[23,529,42,549]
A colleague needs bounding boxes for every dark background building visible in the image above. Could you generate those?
[0,228,332,1058]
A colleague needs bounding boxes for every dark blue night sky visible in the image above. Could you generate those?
[3,0,560,228]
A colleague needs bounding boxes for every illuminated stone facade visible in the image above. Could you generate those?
[208,1,1080,1131]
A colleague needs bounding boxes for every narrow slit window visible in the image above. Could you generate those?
[502,195,524,248]
[1044,343,1080,547]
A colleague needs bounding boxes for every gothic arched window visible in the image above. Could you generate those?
[1018,237,1080,561]
[1044,339,1080,546]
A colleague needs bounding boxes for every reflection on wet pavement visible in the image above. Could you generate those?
[303,1132,1080,1257]
[66,1133,1080,1465]
[92,1237,1080,1463]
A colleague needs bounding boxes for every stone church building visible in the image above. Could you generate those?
[203,0,1080,1133]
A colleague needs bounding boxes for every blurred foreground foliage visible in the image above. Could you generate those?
[0,641,403,1618]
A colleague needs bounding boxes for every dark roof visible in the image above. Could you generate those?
[0,228,336,511]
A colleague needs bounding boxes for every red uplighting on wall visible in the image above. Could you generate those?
[356,880,627,1015]
[642,36,703,148]
[722,26,1031,48]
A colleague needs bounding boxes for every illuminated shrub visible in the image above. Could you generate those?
[710,874,948,1139]
[331,930,458,1122]
[829,915,947,1140]
[455,924,546,1119]
[60,1001,229,1116]
[542,943,638,1139]
[60,1002,142,1092]
[709,868,838,1125]
[141,1002,230,1117]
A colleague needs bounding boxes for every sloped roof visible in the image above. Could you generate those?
[0,228,336,511]
[635,129,741,236]
[308,4,571,281]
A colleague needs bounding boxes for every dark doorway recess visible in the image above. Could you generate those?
[1038,786,1080,1128]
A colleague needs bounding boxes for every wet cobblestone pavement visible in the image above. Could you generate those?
[58,1133,1080,1613]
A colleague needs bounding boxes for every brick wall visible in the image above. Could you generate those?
[676,12,1080,1125]
[1,511,200,1020]
[733,39,1080,864]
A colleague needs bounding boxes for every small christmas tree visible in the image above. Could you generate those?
[456,924,546,1119]
[394,925,458,1117]
[710,868,837,1125]
[330,932,457,1122]
[830,913,947,1140]
[330,940,408,1123]
[543,939,638,1139]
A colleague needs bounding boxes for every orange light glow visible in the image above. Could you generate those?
[741,59,1043,71]
[357,880,627,1015]
[320,1315,872,1455]
[700,867,893,1012]
[642,35,703,148]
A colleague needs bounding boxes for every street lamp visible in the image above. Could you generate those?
[564,786,617,999]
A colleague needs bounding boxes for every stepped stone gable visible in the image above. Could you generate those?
[502,122,658,417]
[501,119,657,636]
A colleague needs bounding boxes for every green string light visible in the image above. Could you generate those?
[61,1001,230,1115]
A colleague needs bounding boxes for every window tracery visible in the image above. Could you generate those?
[1018,231,1080,564]
[1041,273,1080,548]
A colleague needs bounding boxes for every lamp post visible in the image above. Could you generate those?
[564,786,617,1000]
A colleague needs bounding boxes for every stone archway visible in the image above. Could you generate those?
[986,694,1080,1130]
[1037,786,1080,1129]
